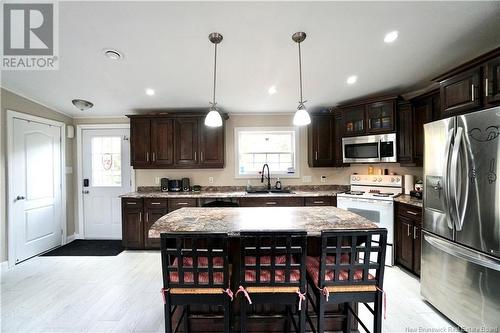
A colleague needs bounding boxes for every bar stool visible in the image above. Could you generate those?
[236,230,308,333]
[160,232,233,333]
[305,229,387,333]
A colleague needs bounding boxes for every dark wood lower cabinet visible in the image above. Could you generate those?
[122,199,144,249]
[395,202,422,275]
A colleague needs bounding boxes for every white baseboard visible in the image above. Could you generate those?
[1,261,8,270]
[74,233,84,240]
[66,234,76,243]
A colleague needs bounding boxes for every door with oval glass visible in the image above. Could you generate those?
[82,129,132,239]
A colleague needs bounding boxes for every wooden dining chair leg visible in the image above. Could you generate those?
[164,300,172,333]
[299,300,306,333]
[183,305,190,333]
[342,302,352,333]
[317,295,325,333]
[374,293,383,333]
[240,300,247,333]
[224,298,231,333]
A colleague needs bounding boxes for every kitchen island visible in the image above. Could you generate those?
[150,206,378,332]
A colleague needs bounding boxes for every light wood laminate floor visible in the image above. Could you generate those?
[1,251,453,333]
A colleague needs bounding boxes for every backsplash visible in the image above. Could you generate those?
[137,184,350,192]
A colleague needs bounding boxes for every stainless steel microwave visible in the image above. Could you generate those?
[342,133,397,163]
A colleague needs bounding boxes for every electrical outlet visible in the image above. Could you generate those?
[320,175,327,183]
[154,177,160,185]
[208,177,214,184]
[302,175,312,183]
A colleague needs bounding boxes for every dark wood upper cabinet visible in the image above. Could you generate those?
[174,118,199,166]
[486,56,500,105]
[308,114,335,167]
[366,100,395,133]
[341,105,366,136]
[440,67,482,116]
[397,101,413,164]
[199,124,225,168]
[333,110,345,167]
[130,118,151,168]
[150,118,174,167]
[128,113,226,169]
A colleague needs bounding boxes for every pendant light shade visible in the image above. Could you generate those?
[292,32,311,127]
[205,108,223,127]
[293,104,311,126]
[205,32,223,128]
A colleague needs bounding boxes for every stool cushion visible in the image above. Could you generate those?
[244,255,299,283]
[306,256,374,285]
[169,257,226,285]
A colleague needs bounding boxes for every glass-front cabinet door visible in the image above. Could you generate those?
[342,106,366,136]
[366,100,395,133]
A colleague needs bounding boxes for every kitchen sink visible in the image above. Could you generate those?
[246,189,295,194]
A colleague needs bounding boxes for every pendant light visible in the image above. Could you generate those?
[205,32,224,127]
[292,32,311,126]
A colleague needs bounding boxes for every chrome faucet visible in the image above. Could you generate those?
[261,163,271,191]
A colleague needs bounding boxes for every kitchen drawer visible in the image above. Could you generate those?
[239,197,304,207]
[168,198,198,211]
[304,196,332,206]
[397,202,422,223]
[145,198,168,209]
[122,198,143,208]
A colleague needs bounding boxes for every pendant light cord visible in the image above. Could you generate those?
[298,42,303,104]
[212,43,218,108]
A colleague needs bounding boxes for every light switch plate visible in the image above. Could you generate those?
[320,175,327,183]
[302,175,312,183]
[208,177,214,184]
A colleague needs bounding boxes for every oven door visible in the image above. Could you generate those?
[337,196,395,265]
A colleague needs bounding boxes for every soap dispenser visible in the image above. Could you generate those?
[275,178,282,190]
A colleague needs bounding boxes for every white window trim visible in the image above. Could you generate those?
[233,126,300,179]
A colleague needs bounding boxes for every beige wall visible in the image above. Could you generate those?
[135,114,423,187]
[0,88,74,262]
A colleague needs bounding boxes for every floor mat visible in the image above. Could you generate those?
[41,240,124,256]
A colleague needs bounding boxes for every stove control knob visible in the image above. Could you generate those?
[391,177,395,182]
[378,177,382,182]
[373,178,377,182]
[396,177,400,182]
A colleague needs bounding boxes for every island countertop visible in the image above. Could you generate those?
[148,206,377,238]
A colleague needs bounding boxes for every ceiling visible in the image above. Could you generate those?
[2,1,500,117]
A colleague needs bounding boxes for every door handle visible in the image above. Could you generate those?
[15,195,26,201]
[442,128,454,230]
[450,127,468,231]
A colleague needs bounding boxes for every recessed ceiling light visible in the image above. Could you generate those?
[268,85,277,95]
[384,31,399,44]
[145,88,155,96]
[103,49,123,60]
[346,75,357,85]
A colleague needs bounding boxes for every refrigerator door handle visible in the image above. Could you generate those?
[424,233,500,272]
[442,128,455,229]
[450,127,469,231]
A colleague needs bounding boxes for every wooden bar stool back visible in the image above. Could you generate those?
[306,229,387,333]
[237,230,307,333]
[160,232,232,333]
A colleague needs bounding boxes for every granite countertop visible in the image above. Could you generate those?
[120,190,344,199]
[394,194,423,208]
[148,206,377,238]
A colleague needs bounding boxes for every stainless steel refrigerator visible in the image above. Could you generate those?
[422,106,500,330]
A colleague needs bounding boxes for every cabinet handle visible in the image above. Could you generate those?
[407,223,411,237]
[146,152,150,162]
[194,152,197,161]
[146,213,149,223]
[266,202,277,205]
[315,151,318,160]
[139,212,142,222]
[200,151,204,161]
[126,202,137,205]
[177,202,189,206]
[313,201,325,204]
[152,152,156,162]
[485,78,489,97]
[406,210,418,216]
[150,202,161,205]
[413,226,418,240]
[471,84,475,102]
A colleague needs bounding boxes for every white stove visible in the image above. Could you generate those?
[337,174,403,266]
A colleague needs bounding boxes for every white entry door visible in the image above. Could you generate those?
[82,129,131,239]
[11,118,62,264]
